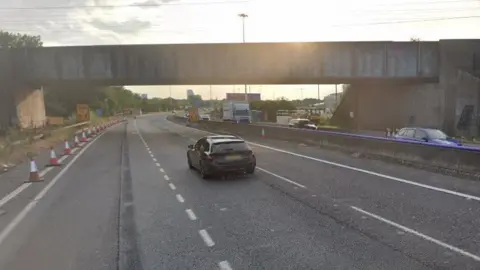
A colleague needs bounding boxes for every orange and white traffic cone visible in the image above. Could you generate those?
[74,135,80,148]
[63,139,71,155]
[47,147,62,167]
[27,157,43,183]
[81,131,87,143]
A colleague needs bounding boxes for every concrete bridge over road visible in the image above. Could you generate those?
[0,40,478,136]
[2,41,438,86]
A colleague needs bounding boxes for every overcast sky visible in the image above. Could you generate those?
[1,0,479,99]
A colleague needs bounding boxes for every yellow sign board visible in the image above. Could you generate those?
[76,104,90,122]
[47,116,65,126]
[188,108,199,122]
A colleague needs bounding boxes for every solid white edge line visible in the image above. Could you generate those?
[0,137,92,210]
[248,142,480,202]
[164,175,170,181]
[176,194,185,203]
[218,261,233,270]
[174,120,480,202]
[0,124,112,247]
[199,229,215,247]
[40,166,54,177]
[0,184,31,209]
[185,209,197,221]
[257,167,306,189]
[350,205,480,262]
[168,183,176,190]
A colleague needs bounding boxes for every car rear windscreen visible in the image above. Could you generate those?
[211,141,249,153]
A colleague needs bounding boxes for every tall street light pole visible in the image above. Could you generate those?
[238,13,248,102]
[317,84,320,101]
[169,85,172,107]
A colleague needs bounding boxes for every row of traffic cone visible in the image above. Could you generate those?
[28,118,122,182]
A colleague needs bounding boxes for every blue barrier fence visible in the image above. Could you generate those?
[173,115,480,152]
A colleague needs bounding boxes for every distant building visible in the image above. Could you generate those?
[226,93,261,102]
[186,89,194,98]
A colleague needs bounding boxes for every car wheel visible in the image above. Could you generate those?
[199,162,209,179]
[246,164,255,174]
[187,155,194,169]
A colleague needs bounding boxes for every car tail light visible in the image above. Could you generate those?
[206,155,214,160]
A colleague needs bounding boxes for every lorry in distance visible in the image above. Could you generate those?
[222,101,251,123]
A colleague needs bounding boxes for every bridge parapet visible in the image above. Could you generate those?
[3,41,439,85]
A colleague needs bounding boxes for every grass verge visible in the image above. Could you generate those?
[0,116,113,172]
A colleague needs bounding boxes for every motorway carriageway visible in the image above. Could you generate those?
[0,113,479,269]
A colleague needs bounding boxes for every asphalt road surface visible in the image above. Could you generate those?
[0,113,479,269]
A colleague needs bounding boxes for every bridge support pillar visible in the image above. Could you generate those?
[333,82,443,132]
[13,85,47,129]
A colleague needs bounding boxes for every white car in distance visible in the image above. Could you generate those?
[200,114,211,121]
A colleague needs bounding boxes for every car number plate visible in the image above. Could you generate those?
[225,155,241,160]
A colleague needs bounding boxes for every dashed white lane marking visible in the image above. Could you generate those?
[178,122,480,203]
[164,175,170,181]
[169,183,176,190]
[247,142,480,202]
[199,229,215,247]
[257,167,306,189]
[152,158,157,162]
[176,194,185,203]
[155,163,161,167]
[160,168,165,173]
[218,261,233,270]
[351,206,480,262]
[185,209,197,221]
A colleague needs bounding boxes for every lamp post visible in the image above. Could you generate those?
[317,84,320,101]
[169,85,172,108]
[238,13,248,102]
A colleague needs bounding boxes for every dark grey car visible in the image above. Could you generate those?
[187,135,256,178]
